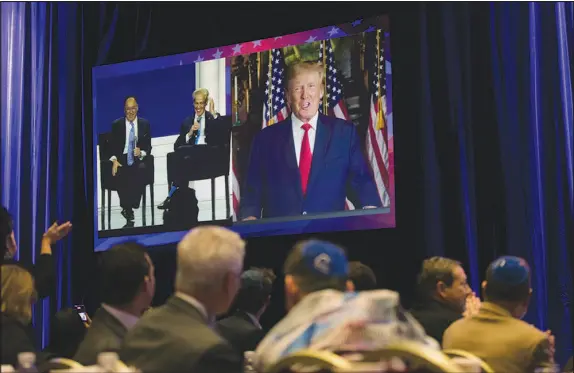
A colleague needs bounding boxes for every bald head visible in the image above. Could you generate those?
[124,97,139,122]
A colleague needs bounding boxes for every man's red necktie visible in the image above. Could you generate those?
[299,123,312,195]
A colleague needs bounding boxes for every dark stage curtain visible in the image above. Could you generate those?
[0,2,153,348]
[1,1,572,363]
[406,2,574,363]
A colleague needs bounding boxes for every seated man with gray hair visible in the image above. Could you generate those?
[120,226,245,373]
[159,88,222,210]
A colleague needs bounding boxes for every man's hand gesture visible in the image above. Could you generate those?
[208,97,216,114]
[463,292,482,317]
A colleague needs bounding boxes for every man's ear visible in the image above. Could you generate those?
[346,280,355,292]
[285,275,298,294]
[436,281,447,297]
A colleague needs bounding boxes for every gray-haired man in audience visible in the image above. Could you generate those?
[120,226,245,373]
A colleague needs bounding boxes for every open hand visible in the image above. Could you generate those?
[190,121,200,133]
[43,221,72,245]
[242,216,257,221]
[112,160,122,176]
[208,97,216,114]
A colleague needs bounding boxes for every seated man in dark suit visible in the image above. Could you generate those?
[74,242,155,365]
[217,268,276,355]
[409,257,479,345]
[158,88,221,210]
[240,61,382,220]
[108,97,152,227]
[120,226,245,373]
[443,256,555,373]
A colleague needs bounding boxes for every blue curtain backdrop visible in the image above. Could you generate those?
[414,2,574,363]
[0,2,153,348]
[1,1,572,363]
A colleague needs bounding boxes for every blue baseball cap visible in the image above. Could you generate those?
[488,256,530,285]
[284,240,348,279]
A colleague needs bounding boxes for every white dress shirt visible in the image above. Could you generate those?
[175,291,210,323]
[101,304,140,330]
[291,112,318,166]
[109,117,146,162]
[185,114,207,145]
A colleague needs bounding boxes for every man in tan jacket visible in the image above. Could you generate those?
[443,256,554,373]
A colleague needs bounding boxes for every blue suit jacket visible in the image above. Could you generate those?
[240,114,381,219]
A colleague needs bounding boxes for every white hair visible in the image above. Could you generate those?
[175,226,245,293]
[193,88,209,102]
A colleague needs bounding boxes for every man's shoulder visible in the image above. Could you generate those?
[321,114,353,126]
[217,314,255,331]
[504,317,548,342]
[256,118,291,141]
[138,117,151,126]
[111,117,125,128]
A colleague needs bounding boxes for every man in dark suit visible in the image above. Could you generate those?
[217,268,276,355]
[74,242,155,366]
[158,88,222,210]
[120,226,245,373]
[410,257,479,345]
[240,61,381,220]
[109,97,152,226]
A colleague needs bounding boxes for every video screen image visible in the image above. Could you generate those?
[93,14,394,251]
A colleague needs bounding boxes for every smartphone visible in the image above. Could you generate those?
[74,304,88,322]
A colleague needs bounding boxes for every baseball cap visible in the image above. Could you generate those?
[284,240,349,292]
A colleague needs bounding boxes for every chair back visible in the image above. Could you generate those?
[98,132,113,161]
[359,342,461,373]
[39,358,84,373]
[265,349,353,373]
[442,350,494,373]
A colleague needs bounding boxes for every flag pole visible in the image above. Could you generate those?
[322,40,327,114]
[247,57,252,113]
[376,30,386,130]
[360,32,366,71]
[267,49,274,126]
[257,52,261,87]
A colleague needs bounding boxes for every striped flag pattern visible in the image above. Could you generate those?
[318,41,355,210]
[366,30,390,207]
[262,49,289,128]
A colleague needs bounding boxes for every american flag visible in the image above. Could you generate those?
[366,30,390,207]
[319,41,350,120]
[318,41,355,210]
[262,49,289,128]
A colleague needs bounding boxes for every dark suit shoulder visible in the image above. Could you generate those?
[112,117,125,127]
[121,299,238,372]
[320,115,356,134]
[74,308,128,365]
[256,119,291,141]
